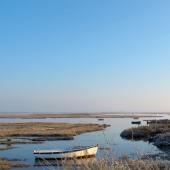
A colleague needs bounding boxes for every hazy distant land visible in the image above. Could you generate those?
[0,112,162,119]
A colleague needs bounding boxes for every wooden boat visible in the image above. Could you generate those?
[131,121,141,125]
[33,145,98,160]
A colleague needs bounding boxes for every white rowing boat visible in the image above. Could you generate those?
[33,145,98,159]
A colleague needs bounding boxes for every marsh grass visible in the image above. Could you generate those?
[0,158,11,170]
[34,129,169,170]
[121,120,170,140]
[0,122,109,138]
[35,156,169,170]
[78,158,169,170]
[1,119,169,169]
[0,158,29,170]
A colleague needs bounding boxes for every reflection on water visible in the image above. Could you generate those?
[34,157,96,167]
[0,114,169,170]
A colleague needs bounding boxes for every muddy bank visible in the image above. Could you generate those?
[120,119,170,148]
[0,145,13,151]
[0,136,74,145]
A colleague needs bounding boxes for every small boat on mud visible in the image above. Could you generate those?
[33,145,98,160]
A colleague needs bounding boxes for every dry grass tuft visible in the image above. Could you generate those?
[0,158,29,170]
[62,158,169,170]
[0,158,11,170]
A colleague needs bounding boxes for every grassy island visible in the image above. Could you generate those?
[121,119,170,148]
[0,122,109,145]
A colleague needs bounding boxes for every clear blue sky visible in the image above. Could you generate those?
[0,0,170,112]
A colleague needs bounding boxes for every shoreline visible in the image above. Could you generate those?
[0,113,162,119]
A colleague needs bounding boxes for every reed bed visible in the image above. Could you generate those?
[0,158,29,170]
[34,157,169,170]
[0,122,109,138]
[120,120,170,147]
[0,158,11,170]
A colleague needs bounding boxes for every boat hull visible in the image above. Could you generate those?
[34,146,98,159]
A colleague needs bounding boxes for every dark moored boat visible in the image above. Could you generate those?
[131,121,141,125]
[98,118,104,121]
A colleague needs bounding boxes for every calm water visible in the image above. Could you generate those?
[0,114,169,170]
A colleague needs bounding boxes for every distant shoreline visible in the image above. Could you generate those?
[0,113,162,119]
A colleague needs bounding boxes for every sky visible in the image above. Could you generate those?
[0,0,170,113]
